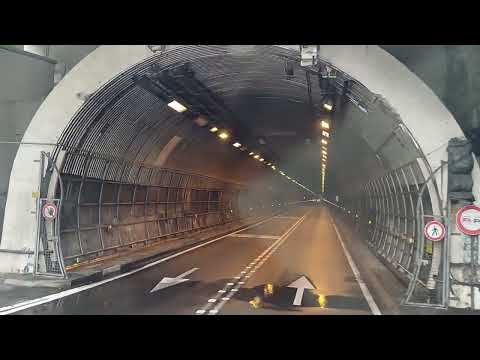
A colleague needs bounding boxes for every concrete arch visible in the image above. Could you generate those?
[1,45,478,274]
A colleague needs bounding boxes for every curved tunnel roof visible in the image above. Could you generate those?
[53,45,420,196]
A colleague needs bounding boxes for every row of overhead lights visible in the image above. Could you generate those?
[320,96,334,194]
[166,98,316,196]
[321,119,330,194]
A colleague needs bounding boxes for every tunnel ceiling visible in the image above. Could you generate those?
[55,45,424,198]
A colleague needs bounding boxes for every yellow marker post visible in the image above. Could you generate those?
[264,283,274,297]
[317,293,327,308]
[249,296,262,309]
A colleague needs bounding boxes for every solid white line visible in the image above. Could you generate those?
[0,212,283,315]
[227,234,281,240]
[329,214,382,315]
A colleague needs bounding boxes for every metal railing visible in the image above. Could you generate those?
[334,157,449,307]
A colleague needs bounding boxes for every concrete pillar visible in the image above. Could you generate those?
[449,200,480,309]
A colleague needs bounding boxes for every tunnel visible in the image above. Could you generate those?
[1,45,479,314]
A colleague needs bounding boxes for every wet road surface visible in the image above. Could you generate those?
[6,205,379,315]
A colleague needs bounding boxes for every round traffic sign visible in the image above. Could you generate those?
[42,202,58,221]
[456,204,480,235]
[423,220,445,242]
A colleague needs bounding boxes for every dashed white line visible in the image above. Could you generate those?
[196,210,311,315]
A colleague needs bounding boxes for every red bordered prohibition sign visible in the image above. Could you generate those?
[42,202,58,221]
[423,220,446,242]
[456,204,480,236]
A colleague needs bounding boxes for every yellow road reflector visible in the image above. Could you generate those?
[32,191,39,199]
[249,296,262,309]
[264,283,274,297]
[317,294,327,308]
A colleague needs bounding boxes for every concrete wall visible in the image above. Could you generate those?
[0,47,55,239]
[382,45,480,153]
[0,45,99,240]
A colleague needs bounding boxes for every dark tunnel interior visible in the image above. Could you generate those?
[47,45,427,268]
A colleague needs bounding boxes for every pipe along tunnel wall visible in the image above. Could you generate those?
[1,45,479,308]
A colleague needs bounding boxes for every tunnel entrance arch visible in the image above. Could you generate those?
[1,45,478,308]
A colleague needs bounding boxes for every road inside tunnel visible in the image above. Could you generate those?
[3,45,478,312]
[1,205,406,315]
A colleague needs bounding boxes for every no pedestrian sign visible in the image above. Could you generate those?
[42,202,58,221]
[423,220,445,242]
[456,205,480,236]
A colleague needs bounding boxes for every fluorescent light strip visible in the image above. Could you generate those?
[168,100,187,113]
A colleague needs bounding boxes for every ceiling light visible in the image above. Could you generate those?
[210,127,219,133]
[267,162,272,166]
[280,171,285,175]
[321,120,330,129]
[194,116,209,127]
[253,154,260,159]
[218,132,229,140]
[168,100,187,113]
[233,142,242,148]
[322,150,327,155]
[321,139,328,145]
[323,98,334,111]
[259,158,265,162]
[271,166,276,170]
[249,152,254,156]
[286,176,291,180]
[322,131,330,138]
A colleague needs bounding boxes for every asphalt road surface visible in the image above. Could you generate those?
[5,205,381,315]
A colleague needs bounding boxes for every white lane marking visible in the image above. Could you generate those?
[222,297,230,301]
[227,283,234,286]
[195,309,206,314]
[208,298,217,303]
[150,267,199,293]
[329,214,382,315]
[208,310,218,314]
[0,213,285,315]
[227,233,281,240]
[201,210,311,315]
[218,290,226,294]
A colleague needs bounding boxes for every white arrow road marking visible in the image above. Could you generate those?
[287,276,315,306]
[150,268,199,293]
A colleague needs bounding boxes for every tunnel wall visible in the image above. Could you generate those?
[1,45,478,278]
